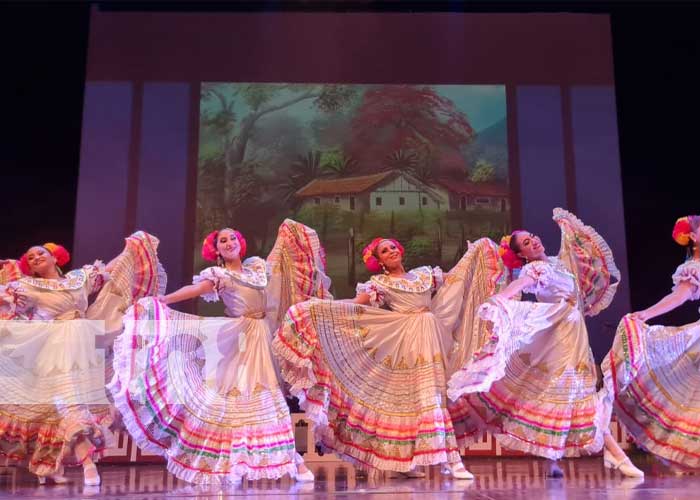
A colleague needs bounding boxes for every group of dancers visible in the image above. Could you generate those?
[0,209,699,486]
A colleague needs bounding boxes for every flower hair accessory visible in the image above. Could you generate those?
[498,233,524,270]
[673,216,695,246]
[361,237,404,274]
[19,242,71,275]
[201,228,247,262]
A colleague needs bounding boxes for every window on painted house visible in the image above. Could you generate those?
[422,196,428,206]
[376,197,382,206]
[476,197,490,204]
[460,197,467,210]
[399,197,405,206]
[314,197,321,205]
[334,196,340,204]
[350,197,356,210]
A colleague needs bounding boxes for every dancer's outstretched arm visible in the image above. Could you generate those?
[160,281,214,305]
[492,275,535,301]
[630,281,693,322]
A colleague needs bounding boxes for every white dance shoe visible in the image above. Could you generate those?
[83,463,101,486]
[37,473,69,485]
[447,462,474,480]
[294,468,315,482]
[604,449,644,478]
[391,468,426,478]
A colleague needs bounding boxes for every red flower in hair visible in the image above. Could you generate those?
[42,243,70,267]
[18,255,30,275]
[673,217,693,246]
[361,237,404,274]
[498,234,524,270]
[201,231,219,262]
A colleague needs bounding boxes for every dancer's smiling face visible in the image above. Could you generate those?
[216,229,242,262]
[25,246,57,277]
[375,240,403,271]
[511,231,546,262]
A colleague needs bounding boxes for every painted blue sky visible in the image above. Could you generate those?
[201,83,506,133]
[434,85,506,132]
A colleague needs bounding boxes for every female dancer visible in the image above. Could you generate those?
[602,215,700,470]
[273,235,505,479]
[447,208,643,478]
[109,219,330,484]
[0,232,164,485]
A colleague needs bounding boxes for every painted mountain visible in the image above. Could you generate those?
[465,118,508,180]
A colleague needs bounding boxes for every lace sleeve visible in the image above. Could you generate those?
[520,260,551,294]
[193,267,223,303]
[356,280,385,308]
[672,261,700,301]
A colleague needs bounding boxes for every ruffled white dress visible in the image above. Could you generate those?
[0,232,164,476]
[109,219,331,484]
[602,260,700,468]
[273,239,505,471]
[448,209,619,459]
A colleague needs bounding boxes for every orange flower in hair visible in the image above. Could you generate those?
[673,217,693,246]
[42,243,70,267]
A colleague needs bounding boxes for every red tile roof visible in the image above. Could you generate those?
[435,178,509,197]
[295,171,396,197]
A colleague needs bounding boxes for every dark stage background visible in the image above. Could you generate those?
[1,1,699,361]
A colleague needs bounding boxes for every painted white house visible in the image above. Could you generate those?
[435,179,510,212]
[295,170,449,213]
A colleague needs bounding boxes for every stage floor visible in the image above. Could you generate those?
[0,456,695,499]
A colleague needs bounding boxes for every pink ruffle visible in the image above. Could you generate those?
[672,260,700,301]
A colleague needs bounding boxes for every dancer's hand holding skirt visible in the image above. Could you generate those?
[109,220,330,484]
[272,239,506,471]
[447,209,619,459]
[0,231,164,476]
